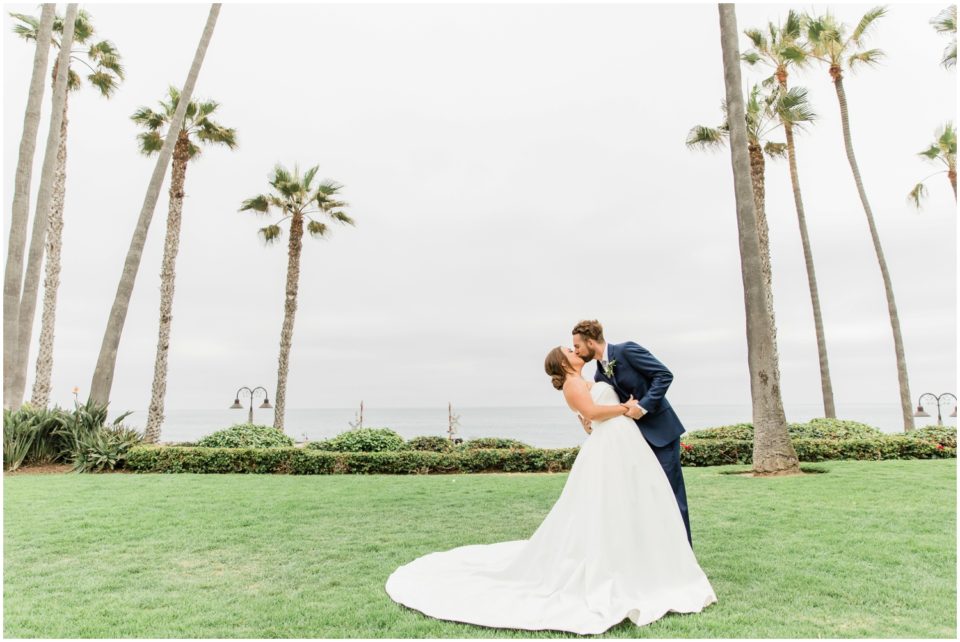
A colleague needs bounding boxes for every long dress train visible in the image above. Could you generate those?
[385,381,717,634]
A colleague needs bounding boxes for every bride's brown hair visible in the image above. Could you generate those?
[544,346,573,391]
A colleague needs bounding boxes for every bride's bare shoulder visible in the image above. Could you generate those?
[562,377,592,392]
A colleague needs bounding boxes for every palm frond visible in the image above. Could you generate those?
[741,51,762,65]
[66,68,82,92]
[315,179,343,196]
[306,221,328,238]
[87,40,125,80]
[763,141,788,158]
[87,71,119,97]
[775,86,817,128]
[329,211,356,226]
[259,225,284,244]
[938,122,958,155]
[68,8,95,44]
[907,182,928,209]
[240,195,270,213]
[196,99,219,117]
[135,131,163,156]
[931,5,957,34]
[781,45,807,64]
[848,48,885,70]
[686,125,727,149]
[918,144,942,161]
[10,12,40,40]
[744,28,766,50]
[130,106,166,130]
[302,165,320,190]
[851,6,887,45]
[942,41,957,68]
[196,121,238,149]
[783,9,804,40]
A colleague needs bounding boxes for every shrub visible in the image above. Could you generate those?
[684,423,753,441]
[406,436,455,452]
[72,425,144,473]
[125,445,581,475]
[306,428,405,452]
[904,425,957,447]
[789,418,884,440]
[685,418,883,442]
[457,437,531,450]
[196,423,294,449]
[678,436,956,466]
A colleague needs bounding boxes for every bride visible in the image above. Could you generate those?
[384,346,718,634]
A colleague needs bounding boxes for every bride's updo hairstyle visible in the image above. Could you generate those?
[544,346,573,391]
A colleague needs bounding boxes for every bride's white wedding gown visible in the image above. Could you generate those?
[385,381,718,634]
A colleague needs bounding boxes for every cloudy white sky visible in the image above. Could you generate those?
[3,2,957,418]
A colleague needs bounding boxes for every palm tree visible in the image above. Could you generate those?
[807,7,915,431]
[931,5,957,68]
[132,87,237,443]
[10,9,125,409]
[89,3,222,408]
[743,10,838,419]
[908,122,957,207]
[718,3,799,476]
[6,3,78,411]
[4,4,55,410]
[240,164,355,432]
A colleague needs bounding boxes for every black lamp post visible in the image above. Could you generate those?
[913,392,957,426]
[230,386,272,424]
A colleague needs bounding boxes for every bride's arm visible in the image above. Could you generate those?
[562,379,636,422]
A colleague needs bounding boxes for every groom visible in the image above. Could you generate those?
[572,319,693,548]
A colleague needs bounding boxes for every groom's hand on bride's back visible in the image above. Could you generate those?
[578,414,592,434]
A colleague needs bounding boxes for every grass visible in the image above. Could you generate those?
[3,459,956,638]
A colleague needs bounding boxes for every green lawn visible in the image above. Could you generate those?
[3,459,956,638]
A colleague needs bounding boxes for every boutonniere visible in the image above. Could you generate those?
[602,359,617,378]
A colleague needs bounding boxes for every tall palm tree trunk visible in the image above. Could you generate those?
[948,166,957,199]
[10,4,78,410]
[783,119,836,418]
[273,214,304,433]
[747,142,782,371]
[89,3,221,407]
[719,3,799,475]
[144,133,191,443]
[4,4,55,410]
[832,71,913,431]
[30,95,70,408]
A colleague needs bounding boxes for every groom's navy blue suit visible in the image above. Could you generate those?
[594,341,693,547]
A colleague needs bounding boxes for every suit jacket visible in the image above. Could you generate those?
[594,341,686,448]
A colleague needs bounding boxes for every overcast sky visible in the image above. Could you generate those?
[3,2,957,417]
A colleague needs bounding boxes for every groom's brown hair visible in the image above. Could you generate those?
[572,319,604,343]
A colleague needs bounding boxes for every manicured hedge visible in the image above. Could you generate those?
[679,436,956,466]
[125,445,579,475]
[685,418,885,441]
[124,434,954,474]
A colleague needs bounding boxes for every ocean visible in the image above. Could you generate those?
[138,403,955,448]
